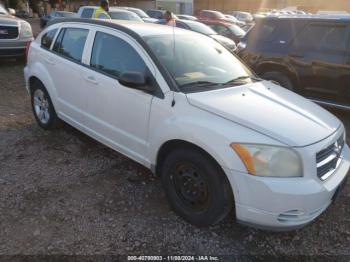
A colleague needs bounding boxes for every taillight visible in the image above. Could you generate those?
[25,41,32,63]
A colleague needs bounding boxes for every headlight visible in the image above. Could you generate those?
[230,143,302,177]
[20,21,33,38]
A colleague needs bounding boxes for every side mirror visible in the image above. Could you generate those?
[8,8,16,16]
[118,71,156,93]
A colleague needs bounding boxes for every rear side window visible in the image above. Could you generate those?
[90,32,147,78]
[53,28,89,62]
[41,28,57,49]
[81,8,94,18]
[294,24,347,51]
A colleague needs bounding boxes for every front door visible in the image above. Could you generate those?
[80,29,157,165]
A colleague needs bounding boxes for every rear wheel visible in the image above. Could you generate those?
[31,80,61,130]
[161,148,234,227]
[262,71,294,91]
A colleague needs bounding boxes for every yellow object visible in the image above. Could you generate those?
[93,7,111,19]
[230,143,256,175]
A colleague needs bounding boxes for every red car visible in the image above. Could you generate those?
[200,20,246,43]
[197,10,234,23]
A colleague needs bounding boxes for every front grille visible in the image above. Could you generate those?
[0,25,19,39]
[316,133,345,181]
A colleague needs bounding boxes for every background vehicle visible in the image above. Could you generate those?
[25,18,350,231]
[108,8,144,22]
[0,5,33,58]
[77,6,98,18]
[231,11,254,24]
[224,14,245,26]
[173,19,237,52]
[40,11,77,28]
[176,14,197,21]
[201,20,246,43]
[197,10,236,24]
[238,16,350,109]
[146,9,165,19]
[117,7,158,23]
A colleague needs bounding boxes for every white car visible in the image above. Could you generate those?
[24,18,350,231]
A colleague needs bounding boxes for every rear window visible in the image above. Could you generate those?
[53,28,89,62]
[248,19,296,43]
[81,8,94,18]
[41,28,57,49]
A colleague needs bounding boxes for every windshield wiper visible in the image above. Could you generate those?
[179,81,222,89]
[223,75,262,86]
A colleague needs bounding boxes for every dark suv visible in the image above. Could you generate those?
[238,16,350,109]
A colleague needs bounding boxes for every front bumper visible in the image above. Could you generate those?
[224,144,350,231]
[0,37,33,57]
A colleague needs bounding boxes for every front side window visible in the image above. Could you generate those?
[90,32,147,78]
[41,28,58,49]
[52,28,88,62]
[81,8,94,18]
[145,34,253,91]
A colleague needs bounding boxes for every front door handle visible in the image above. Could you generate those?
[84,75,98,85]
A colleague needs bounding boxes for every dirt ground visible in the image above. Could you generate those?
[0,19,350,258]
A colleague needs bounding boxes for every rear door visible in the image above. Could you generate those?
[340,25,350,106]
[289,22,349,103]
[50,26,91,122]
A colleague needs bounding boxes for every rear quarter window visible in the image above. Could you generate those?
[41,28,58,49]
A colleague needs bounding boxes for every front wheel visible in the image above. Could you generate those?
[161,148,234,227]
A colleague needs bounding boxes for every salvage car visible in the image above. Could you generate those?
[238,15,350,109]
[24,18,350,230]
[0,5,33,58]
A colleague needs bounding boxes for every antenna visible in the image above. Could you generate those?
[171,12,176,107]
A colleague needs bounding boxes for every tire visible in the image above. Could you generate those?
[30,80,61,130]
[262,71,294,91]
[161,148,234,227]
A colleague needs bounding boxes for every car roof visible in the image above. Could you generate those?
[257,14,350,22]
[108,8,135,14]
[47,17,194,37]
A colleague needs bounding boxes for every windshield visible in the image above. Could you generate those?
[213,11,226,19]
[0,5,7,14]
[188,22,217,35]
[229,24,246,36]
[145,34,253,91]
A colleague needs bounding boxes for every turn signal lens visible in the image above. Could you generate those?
[230,143,256,175]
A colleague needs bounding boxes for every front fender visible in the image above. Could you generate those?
[147,92,280,173]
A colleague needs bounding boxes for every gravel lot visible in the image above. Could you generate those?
[0,19,350,258]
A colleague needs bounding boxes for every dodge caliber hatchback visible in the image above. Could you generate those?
[24,18,350,230]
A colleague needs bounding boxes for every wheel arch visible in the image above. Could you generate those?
[256,62,299,90]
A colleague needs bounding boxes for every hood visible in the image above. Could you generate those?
[186,81,340,147]
[0,14,20,26]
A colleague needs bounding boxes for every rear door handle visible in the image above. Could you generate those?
[84,75,98,85]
